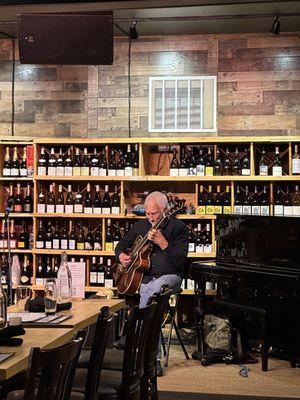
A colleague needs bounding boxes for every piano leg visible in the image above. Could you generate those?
[192,281,206,360]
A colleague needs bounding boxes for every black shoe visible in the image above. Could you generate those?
[156,360,163,377]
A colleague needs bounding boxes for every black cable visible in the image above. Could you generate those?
[128,37,132,138]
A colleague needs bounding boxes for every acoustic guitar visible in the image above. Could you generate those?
[114,200,185,295]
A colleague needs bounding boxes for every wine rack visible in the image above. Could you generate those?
[0,135,299,294]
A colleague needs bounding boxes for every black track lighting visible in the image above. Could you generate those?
[129,21,138,40]
[271,16,280,35]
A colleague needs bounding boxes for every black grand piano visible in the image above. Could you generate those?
[191,214,300,371]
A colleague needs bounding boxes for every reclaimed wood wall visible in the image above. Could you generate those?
[0,32,299,138]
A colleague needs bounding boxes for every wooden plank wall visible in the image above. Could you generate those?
[0,32,299,138]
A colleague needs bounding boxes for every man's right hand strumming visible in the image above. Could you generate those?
[119,252,132,267]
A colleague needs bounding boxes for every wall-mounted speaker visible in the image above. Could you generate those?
[17,11,113,65]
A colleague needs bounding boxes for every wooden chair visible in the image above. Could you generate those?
[5,331,86,400]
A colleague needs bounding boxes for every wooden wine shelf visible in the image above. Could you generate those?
[0,213,33,218]
[0,249,32,253]
[182,289,216,296]
[34,249,115,256]
[187,252,216,258]
[34,175,139,181]
[33,212,215,220]
[32,284,118,293]
[0,177,34,181]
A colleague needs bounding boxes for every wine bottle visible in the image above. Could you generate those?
[93,185,102,214]
[36,256,44,286]
[11,147,20,177]
[38,147,47,176]
[46,184,55,213]
[113,221,121,250]
[36,221,44,249]
[81,147,90,176]
[84,183,93,214]
[195,223,203,253]
[60,222,69,250]
[85,223,94,250]
[99,148,107,176]
[73,148,81,176]
[111,185,120,214]
[116,149,125,176]
[56,184,65,213]
[206,185,215,215]
[232,147,241,176]
[188,148,196,176]
[124,144,133,176]
[45,221,53,249]
[8,219,16,249]
[197,185,206,215]
[20,256,31,285]
[76,222,85,250]
[260,185,270,216]
[6,184,14,211]
[17,222,29,249]
[169,147,179,176]
[242,185,252,215]
[90,257,98,286]
[20,147,27,177]
[93,223,102,250]
[292,144,300,175]
[132,144,139,176]
[104,259,114,288]
[0,222,4,249]
[1,255,8,284]
[283,186,293,216]
[105,219,113,251]
[203,223,212,253]
[178,146,189,176]
[74,186,83,213]
[90,148,100,176]
[3,147,11,177]
[56,148,64,176]
[68,221,76,250]
[48,147,57,176]
[23,184,33,213]
[108,149,116,176]
[98,257,105,286]
[44,256,53,279]
[223,147,231,175]
[274,187,284,216]
[188,223,196,252]
[37,187,46,213]
[214,148,222,176]
[64,148,73,176]
[251,185,260,216]
[56,252,72,304]
[53,257,59,278]
[196,147,205,176]
[223,186,231,214]
[52,222,60,250]
[214,185,223,214]
[102,185,111,214]
[234,185,243,215]
[259,148,268,176]
[65,185,74,213]
[205,147,214,176]
[14,183,23,213]
[293,185,300,216]
[272,146,282,176]
[241,147,250,176]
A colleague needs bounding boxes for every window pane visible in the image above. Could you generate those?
[164,80,175,130]
[190,80,201,129]
[152,80,163,129]
[202,79,214,130]
[177,80,188,130]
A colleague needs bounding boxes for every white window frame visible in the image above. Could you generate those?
[148,76,217,133]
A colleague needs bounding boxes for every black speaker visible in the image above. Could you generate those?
[17,12,113,65]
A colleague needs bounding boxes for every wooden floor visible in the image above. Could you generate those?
[158,344,300,399]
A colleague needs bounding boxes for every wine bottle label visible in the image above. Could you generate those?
[36,278,45,286]
[48,166,56,176]
[292,159,300,174]
[55,204,64,213]
[178,168,188,176]
[274,205,284,216]
[261,205,270,216]
[23,204,31,212]
[196,244,204,253]
[97,273,105,284]
[91,167,99,176]
[272,166,282,176]
[90,272,97,284]
[105,242,113,251]
[292,206,300,216]
[11,168,19,176]
[169,168,179,177]
[284,206,293,216]
[214,206,222,214]
[205,167,213,176]
[73,167,81,176]
[45,241,52,249]
[189,167,196,176]
[133,168,139,176]
[206,205,215,215]
[38,166,47,176]
[241,168,250,176]
[47,204,55,213]
[104,279,114,288]
[74,204,83,213]
[188,243,195,252]
[94,242,102,250]
[259,165,268,176]
[99,168,107,176]
[81,167,90,176]
[251,205,260,216]
[3,168,10,176]
[242,205,251,215]
[196,165,205,176]
[113,241,119,250]
[53,239,60,249]
[125,167,133,176]
[223,206,231,214]
[203,244,212,253]
[77,243,85,250]
[10,240,16,249]
[56,167,64,176]
[61,240,68,250]
[3,240,7,248]
[64,167,73,176]
[0,240,4,248]
[234,205,243,215]
[20,168,27,177]
[93,207,102,214]
[186,279,195,290]
[84,207,93,214]
[85,242,93,250]
[37,204,46,213]
[102,207,111,214]
[69,240,76,250]
[17,241,25,248]
[108,169,116,176]
[36,240,44,249]
[206,282,215,290]
[14,205,23,212]
[111,207,120,214]
[65,205,74,213]
[1,276,6,284]
[196,206,206,215]
[117,169,125,176]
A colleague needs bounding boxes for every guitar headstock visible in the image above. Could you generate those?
[168,198,186,217]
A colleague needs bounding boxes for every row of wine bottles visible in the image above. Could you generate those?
[169,145,300,176]
[187,223,212,253]
[5,183,33,213]
[0,254,32,285]
[2,146,34,177]
[37,145,139,177]
[0,220,32,249]
[37,184,120,214]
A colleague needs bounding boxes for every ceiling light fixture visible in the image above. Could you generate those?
[271,16,280,35]
[129,21,138,40]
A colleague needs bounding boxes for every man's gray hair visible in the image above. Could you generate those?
[144,191,169,210]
